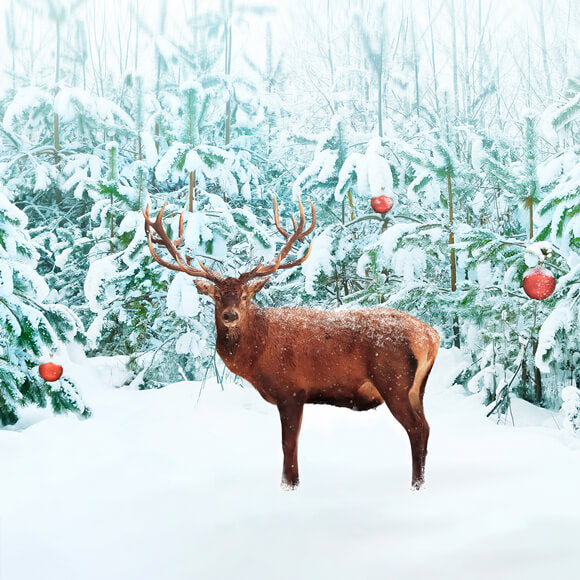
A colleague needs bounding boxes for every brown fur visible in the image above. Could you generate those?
[197,277,439,490]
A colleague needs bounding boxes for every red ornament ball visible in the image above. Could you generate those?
[371,195,394,214]
[38,362,63,382]
[522,266,556,300]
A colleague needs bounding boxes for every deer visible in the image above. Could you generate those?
[143,197,439,490]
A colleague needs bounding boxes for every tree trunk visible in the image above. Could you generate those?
[449,0,460,118]
[137,135,143,208]
[410,12,420,116]
[377,64,383,138]
[109,146,117,253]
[224,0,233,146]
[538,0,552,97]
[462,0,470,118]
[189,170,197,212]
[110,185,115,253]
[532,337,543,403]
[225,99,231,146]
[8,0,16,90]
[427,1,439,113]
[326,0,335,85]
[54,17,62,204]
[377,3,385,137]
[448,172,460,348]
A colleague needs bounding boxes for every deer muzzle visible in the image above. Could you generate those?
[223,310,239,325]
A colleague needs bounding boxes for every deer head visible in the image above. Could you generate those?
[142,196,316,329]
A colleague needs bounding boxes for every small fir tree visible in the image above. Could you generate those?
[0,188,86,425]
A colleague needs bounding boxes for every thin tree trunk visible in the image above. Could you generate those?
[377,3,385,137]
[54,17,62,204]
[134,0,140,71]
[109,146,117,253]
[54,114,60,152]
[342,264,349,297]
[528,160,541,401]
[496,53,502,120]
[326,0,335,85]
[225,99,231,145]
[224,0,233,146]
[449,0,460,118]
[347,189,357,239]
[193,0,199,62]
[265,21,273,157]
[463,0,470,119]
[531,303,542,404]
[525,114,537,239]
[154,0,167,152]
[110,185,115,250]
[448,172,460,348]
[538,0,552,97]
[527,25,532,107]
[76,20,88,90]
[189,170,197,212]
[448,173,457,290]
[410,12,420,116]
[563,0,571,80]
[532,338,543,403]
[8,0,16,90]
[477,0,483,93]
[88,2,106,97]
[137,135,143,208]
[377,62,383,138]
[428,1,440,113]
[55,17,61,84]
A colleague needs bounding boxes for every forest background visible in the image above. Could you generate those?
[0,0,579,428]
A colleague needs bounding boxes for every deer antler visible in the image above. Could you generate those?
[239,195,316,282]
[142,203,224,283]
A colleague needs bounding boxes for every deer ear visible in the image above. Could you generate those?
[247,278,269,297]
[194,280,218,300]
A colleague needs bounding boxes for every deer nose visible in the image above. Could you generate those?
[223,310,239,323]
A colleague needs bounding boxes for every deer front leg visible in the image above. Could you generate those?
[277,396,305,489]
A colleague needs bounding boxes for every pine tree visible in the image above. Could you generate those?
[0,189,86,425]
[533,78,580,391]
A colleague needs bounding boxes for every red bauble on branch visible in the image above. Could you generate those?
[38,362,64,382]
[522,266,556,300]
[371,195,394,214]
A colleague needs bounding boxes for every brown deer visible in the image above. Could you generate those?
[143,197,439,489]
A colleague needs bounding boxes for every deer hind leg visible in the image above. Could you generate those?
[384,392,429,490]
[372,361,433,490]
[404,351,437,489]
[407,379,431,488]
[277,396,305,489]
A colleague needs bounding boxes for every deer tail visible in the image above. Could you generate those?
[408,333,439,420]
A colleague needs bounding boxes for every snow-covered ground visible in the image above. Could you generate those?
[1,347,579,580]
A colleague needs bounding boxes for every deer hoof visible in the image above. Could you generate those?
[280,479,300,491]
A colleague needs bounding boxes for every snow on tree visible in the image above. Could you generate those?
[1,0,579,426]
[561,386,580,432]
[0,188,86,425]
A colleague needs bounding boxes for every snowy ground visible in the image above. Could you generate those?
[1,347,579,580]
